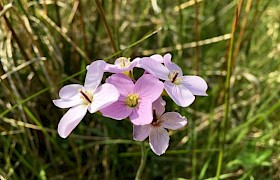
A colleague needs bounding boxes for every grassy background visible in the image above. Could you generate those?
[0,0,279,179]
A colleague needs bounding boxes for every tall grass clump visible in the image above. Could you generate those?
[0,0,279,179]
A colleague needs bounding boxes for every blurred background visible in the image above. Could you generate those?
[0,0,279,179]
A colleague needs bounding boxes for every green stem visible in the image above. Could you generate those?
[135,142,148,180]
[215,0,242,179]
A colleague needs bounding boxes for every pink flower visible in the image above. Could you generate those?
[133,97,187,155]
[147,54,164,64]
[53,60,119,138]
[105,57,140,73]
[140,53,208,107]
[100,73,164,125]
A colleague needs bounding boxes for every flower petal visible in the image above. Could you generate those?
[59,84,83,99]
[160,112,187,130]
[100,101,132,120]
[152,96,166,117]
[149,127,170,156]
[133,57,141,68]
[57,105,87,138]
[133,74,164,102]
[139,57,169,80]
[84,60,106,91]
[133,124,152,141]
[181,76,208,96]
[53,98,81,108]
[105,57,138,73]
[150,54,164,63]
[106,73,134,96]
[88,83,119,113]
[164,81,195,107]
[129,100,153,125]
[163,53,183,76]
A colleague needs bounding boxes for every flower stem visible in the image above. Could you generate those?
[135,142,148,180]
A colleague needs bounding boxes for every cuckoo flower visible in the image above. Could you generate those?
[100,73,164,125]
[137,54,164,70]
[53,60,119,138]
[140,53,208,107]
[149,54,164,63]
[105,57,140,73]
[133,97,187,155]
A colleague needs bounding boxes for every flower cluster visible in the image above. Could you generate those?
[53,53,208,155]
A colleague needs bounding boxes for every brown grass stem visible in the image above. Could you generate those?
[215,0,243,179]
[95,0,118,53]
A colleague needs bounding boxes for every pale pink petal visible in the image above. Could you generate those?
[100,101,132,120]
[163,53,183,76]
[159,112,187,130]
[105,58,138,73]
[139,57,169,80]
[84,60,106,91]
[150,54,164,63]
[88,84,119,113]
[53,98,81,108]
[129,100,153,125]
[164,81,195,107]
[181,76,208,96]
[152,96,166,117]
[59,84,83,99]
[133,124,152,141]
[57,105,87,138]
[106,73,134,96]
[149,127,170,156]
[104,63,115,72]
[133,57,141,68]
[133,74,164,102]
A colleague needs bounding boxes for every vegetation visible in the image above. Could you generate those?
[0,0,279,179]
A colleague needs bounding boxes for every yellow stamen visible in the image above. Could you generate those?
[126,94,139,107]
[116,57,131,68]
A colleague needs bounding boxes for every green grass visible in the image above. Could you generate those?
[0,0,280,179]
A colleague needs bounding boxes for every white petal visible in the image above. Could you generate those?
[88,83,119,113]
[182,76,208,96]
[159,112,187,130]
[164,81,195,107]
[140,57,169,80]
[58,84,83,99]
[84,60,106,91]
[53,98,81,108]
[149,127,170,156]
[133,124,152,141]
[57,105,88,138]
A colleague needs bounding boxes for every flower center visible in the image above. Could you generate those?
[168,71,181,85]
[126,94,139,107]
[152,110,160,126]
[79,89,93,105]
[116,57,131,68]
